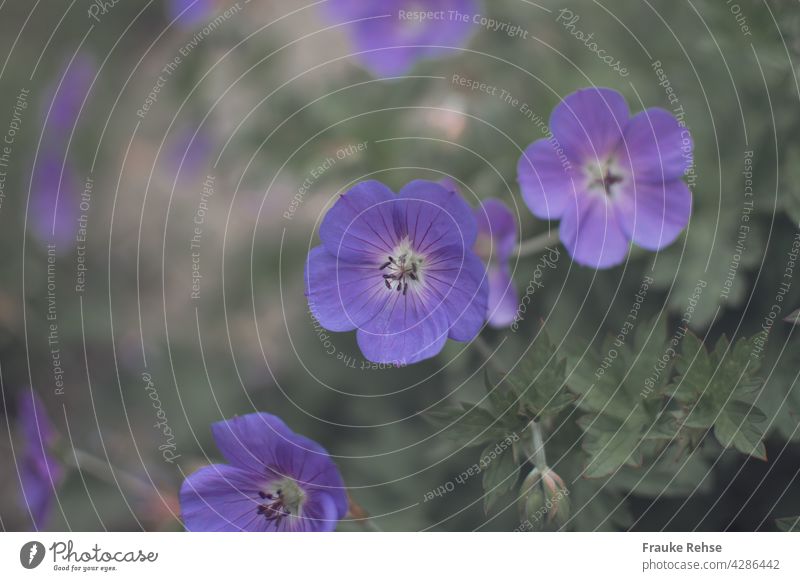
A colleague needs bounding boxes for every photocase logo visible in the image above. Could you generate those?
[20,541,46,569]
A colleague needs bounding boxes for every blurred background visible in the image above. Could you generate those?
[1,0,799,531]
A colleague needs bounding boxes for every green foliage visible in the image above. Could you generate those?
[429,328,573,445]
[670,334,767,460]
[569,317,675,478]
[480,440,519,514]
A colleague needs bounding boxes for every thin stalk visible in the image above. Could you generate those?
[516,230,559,257]
[529,420,548,470]
[66,447,154,498]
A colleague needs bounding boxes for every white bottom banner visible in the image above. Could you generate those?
[1,532,797,580]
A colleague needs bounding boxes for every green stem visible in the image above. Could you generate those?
[473,336,507,377]
[529,420,548,470]
[516,230,559,257]
[473,337,550,470]
[65,447,154,498]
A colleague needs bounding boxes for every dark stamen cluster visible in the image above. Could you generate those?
[257,489,291,526]
[591,168,624,195]
[379,254,418,295]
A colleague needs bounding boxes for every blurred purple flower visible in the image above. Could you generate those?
[167,125,213,180]
[305,179,488,365]
[325,0,479,76]
[167,0,215,28]
[517,87,693,268]
[44,54,95,139]
[29,150,80,250]
[180,413,348,532]
[473,199,519,328]
[18,391,62,531]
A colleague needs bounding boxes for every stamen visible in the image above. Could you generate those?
[379,261,391,270]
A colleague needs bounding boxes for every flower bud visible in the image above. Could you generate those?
[518,467,570,531]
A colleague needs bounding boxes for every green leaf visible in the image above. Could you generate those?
[776,516,800,532]
[480,440,519,513]
[670,333,767,459]
[570,316,672,477]
[713,401,767,460]
[503,327,574,419]
[426,403,508,446]
[609,445,713,498]
[580,414,648,478]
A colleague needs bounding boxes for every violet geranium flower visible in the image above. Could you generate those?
[167,0,214,28]
[305,179,489,365]
[180,413,348,532]
[324,0,479,76]
[18,391,62,531]
[29,149,80,250]
[43,54,95,140]
[473,199,519,328]
[517,87,693,268]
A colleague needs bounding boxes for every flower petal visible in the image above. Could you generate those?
[550,87,629,164]
[424,249,488,341]
[517,138,580,220]
[272,433,348,520]
[211,412,294,474]
[325,0,478,76]
[617,108,692,183]
[290,491,341,532]
[486,264,519,329]
[18,391,62,530]
[614,179,692,251]
[474,198,517,260]
[180,464,267,532]
[559,193,630,268]
[395,179,477,253]
[305,246,388,332]
[319,180,399,263]
[356,290,450,365]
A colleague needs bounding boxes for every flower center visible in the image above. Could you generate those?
[379,237,424,295]
[585,158,625,197]
[256,477,305,526]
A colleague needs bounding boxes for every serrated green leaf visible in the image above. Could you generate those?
[481,440,519,513]
[503,328,574,419]
[610,445,713,497]
[426,403,506,446]
[671,333,767,458]
[713,401,767,460]
[581,414,647,478]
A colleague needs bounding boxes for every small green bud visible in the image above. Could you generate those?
[517,467,570,531]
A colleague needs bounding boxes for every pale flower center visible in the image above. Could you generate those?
[257,477,305,526]
[379,237,425,295]
[584,157,625,197]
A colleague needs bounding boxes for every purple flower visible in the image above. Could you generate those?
[517,88,693,268]
[44,54,95,139]
[167,0,214,28]
[29,149,80,250]
[180,413,348,532]
[167,124,213,180]
[18,391,62,531]
[305,179,489,365]
[473,199,519,328]
[325,0,478,76]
